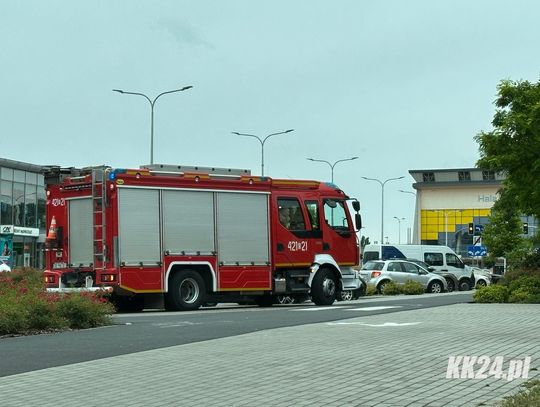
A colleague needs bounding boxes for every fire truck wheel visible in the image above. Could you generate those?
[166,270,206,311]
[311,268,337,306]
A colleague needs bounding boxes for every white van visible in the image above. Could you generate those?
[362,244,487,291]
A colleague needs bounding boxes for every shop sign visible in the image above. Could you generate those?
[0,225,39,237]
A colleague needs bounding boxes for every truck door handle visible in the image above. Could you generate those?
[277,243,284,252]
[323,243,330,250]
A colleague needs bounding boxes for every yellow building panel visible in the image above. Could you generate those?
[426,232,438,240]
[425,224,441,233]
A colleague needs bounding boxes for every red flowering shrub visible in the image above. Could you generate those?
[0,268,114,336]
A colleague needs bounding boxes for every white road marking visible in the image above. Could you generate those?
[346,306,402,311]
[290,307,336,311]
[327,322,421,327]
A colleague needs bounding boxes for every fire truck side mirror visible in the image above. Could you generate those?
[352,200,360,212]
[355,213,362,231]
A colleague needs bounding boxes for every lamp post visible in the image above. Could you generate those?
[361,176,404,243]
[398,190,416,197]
[113,86,193,165]
[232,129,294,176]
[306,157,359,183]
[393,216,405,244]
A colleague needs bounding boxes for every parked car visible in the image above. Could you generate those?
[468,267,492,287]
[359,260,447,294]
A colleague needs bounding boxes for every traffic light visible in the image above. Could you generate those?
[468,223,474,235]
[523,223,529,234]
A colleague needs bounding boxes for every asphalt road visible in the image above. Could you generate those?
[0,292,472,377]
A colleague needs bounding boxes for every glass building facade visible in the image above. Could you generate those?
[0,158,46,269]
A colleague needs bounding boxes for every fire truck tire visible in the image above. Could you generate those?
[166,270,206,311]
[311,268,337,306]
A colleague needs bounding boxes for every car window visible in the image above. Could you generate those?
[278,198,306,231]
[446,253,464,268]
[387,262,402,272]
[402,262,420,273]
[363,251,379,262]
[362,261,384,270]
[424,252,443,266]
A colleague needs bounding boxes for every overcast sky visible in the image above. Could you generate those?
[1,0,539,243]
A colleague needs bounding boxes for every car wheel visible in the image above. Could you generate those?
[277,295,294,304]
[445,278,455,292]
[476,280,487,288]
[377,281,389,295]
[427,280,443,294]
[340,290,353,301]
[311,268,337,306]
[459,279,471,291]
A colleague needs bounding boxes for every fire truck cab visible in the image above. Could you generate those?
[44,165,364,311]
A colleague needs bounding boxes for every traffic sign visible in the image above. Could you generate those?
[468,245,487,256]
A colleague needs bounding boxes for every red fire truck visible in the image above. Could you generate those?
[43,164,364,311]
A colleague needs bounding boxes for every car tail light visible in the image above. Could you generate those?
[44,275,55,284]
[371,271,381,278]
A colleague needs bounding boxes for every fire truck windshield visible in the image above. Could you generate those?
[323,199,349,230]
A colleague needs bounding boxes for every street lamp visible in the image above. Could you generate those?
[306,157,359,183]
[398,190,416,196]
[113,86,193,165]
[361,176,405,243]
[232,129,294,176]
[393,216,405,244]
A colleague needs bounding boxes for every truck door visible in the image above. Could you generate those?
[273,197,321,268]
[321,199,358,266]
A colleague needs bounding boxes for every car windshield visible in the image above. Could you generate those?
[361,261,384,271]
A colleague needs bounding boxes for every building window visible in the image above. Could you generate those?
[482,170,495,180]
[422,172,435,182]
[458,171,471,181]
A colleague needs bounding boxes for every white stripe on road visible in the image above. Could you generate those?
[290,307,337,311]
[346,306,402,311]
[327,321,421,327]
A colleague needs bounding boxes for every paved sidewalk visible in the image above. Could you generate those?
[0,303,538,407]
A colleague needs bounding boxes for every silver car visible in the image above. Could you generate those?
[360,260,448,294]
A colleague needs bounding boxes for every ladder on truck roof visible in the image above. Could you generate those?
[92,167,108,272]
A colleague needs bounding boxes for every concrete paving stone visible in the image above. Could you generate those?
[0,303,538,407]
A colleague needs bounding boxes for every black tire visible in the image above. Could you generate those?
[165,270,206,311]
[459,279,471,291]
[112,294,145,313]
[377,280,390,295]
[445,278,455,292]
[476,280,487,288]
[311,268,337,305]
[254,295,275,307]
[427,280,444,294]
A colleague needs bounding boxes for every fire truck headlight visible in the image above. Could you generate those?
[45,275,55,284]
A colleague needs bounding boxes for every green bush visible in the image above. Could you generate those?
[496,379,540,407]
[366,285,378,296]
[380,280,402,295]
[56,293,113,329]
[0,269,114,336]
[473,285,510,303]
[402,280,425,295]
